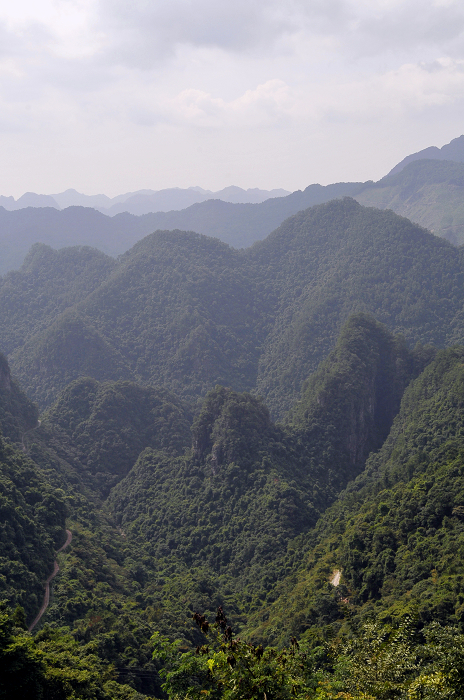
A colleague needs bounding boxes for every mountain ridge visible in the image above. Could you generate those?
[3,198,463,417]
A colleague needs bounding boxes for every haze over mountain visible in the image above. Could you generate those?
[1,194,464,697]
[4,0,464,691]
[356,158,464,246]
[0,185,290,215]
[1,135,464,278]
[387,134,464,176]
[3,198,463,417]
[0,182,364,275]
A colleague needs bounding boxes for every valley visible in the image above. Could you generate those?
[0,180,464,697]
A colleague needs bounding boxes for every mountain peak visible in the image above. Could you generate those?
[388,134,464,176]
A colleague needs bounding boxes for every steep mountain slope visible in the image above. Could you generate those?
[0,355,67,620]
[0,319,460,696]
[0,352,38,443]
[6,315,411,641]
[288,314,434,488]
[12,310,134,407]
[44,377,191,496]
[249,346,464,645]
[0,201,462,698]
[387,134,464,176]
[104,316,424,625]
[0,356,165,696]
[0,436,67,620]
[0,183,365,274]
[356,159,464,245]
[6,199,464,415]
[0,243,116,356]
[251,198,464,416]
[10,230,266,408]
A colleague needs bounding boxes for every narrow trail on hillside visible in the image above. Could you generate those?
[21,419,41,453]
[28,529,72,632]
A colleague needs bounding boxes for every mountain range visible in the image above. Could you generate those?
[0,185,290,216]
[1,136,464,277]
[1,138,464,698]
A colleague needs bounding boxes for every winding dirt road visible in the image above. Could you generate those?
[28,529,72,632]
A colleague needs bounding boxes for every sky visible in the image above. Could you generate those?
[1,0,464,197]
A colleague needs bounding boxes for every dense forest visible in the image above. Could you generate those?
[1,194,464,698]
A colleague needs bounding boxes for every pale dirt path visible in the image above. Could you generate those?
[28,529,72,632]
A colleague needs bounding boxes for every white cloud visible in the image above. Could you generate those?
[119,57,464,132]
[1,1,464,195]
[154,79,294,128]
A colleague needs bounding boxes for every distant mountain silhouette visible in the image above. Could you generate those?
[0,182,365,275]
[2,186,290,216]
[387,134,464,176]
[0,192,60,210]
[2,135,464,276]
[101,186,291,215]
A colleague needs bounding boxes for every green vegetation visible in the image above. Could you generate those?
[0,182,367,275]
[0,434,66,619]
[0,603,151,699]
[356,159,464,245]
[0,352,38,443]
[153,608,464,699]
[251,198,463,415]
[1,197,464,697]
[3,199,463,416]
[247,347,464,647]
[102,316,420,627]
[0,243,115,355]
[45,378,191,496]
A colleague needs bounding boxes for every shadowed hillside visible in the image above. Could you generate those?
[4,199,464,417]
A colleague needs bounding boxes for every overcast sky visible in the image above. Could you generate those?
[1,0,464,197]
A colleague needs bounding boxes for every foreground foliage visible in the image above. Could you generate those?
[153,608,464,700]
[249,346,464,645]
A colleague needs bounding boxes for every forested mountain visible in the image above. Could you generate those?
[0,354,66,619]
[357,159,464,245]
[250,198,463,415]
[1,193,464,698]
[0,352,38,443]
[1,136,464,278]
[387,134,464,176]
[4,199,462,417]
[0,244,116,356]
[46,378,192,497]
[248,346,464,647]
[0,315,427,674]
[0,183,365,275]
[104,315,424,622]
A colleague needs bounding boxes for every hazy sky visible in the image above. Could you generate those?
[1,0,464,196]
